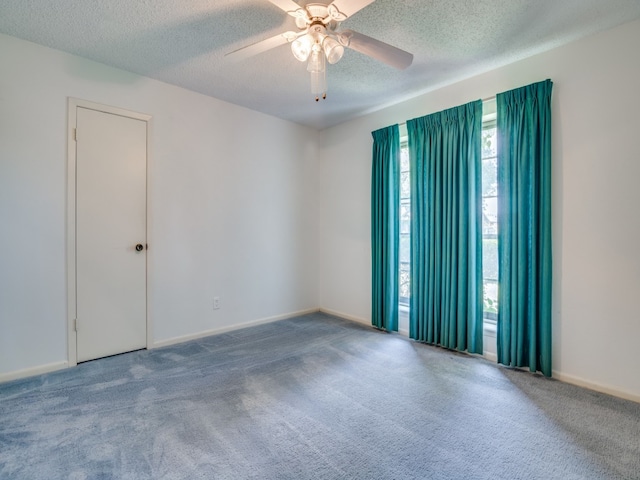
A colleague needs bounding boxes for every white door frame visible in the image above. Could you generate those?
[66,98,153,367]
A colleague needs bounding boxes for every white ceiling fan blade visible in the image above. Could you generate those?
[226,32,299,62]
[339,29,413,70]
[267,0,307,18]
[327,0,376,21]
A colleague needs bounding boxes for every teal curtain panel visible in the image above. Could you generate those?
[407,101,483,353]
[496,79,553,377]
[371,124,400,332]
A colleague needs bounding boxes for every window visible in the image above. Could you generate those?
[397,104,498,325]
[481,112,498,323]
[399,140,411,306]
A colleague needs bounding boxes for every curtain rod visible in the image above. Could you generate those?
[397,95,496,126]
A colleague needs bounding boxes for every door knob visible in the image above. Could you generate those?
[135,244,144,252]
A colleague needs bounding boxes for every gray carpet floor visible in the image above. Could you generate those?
[1,312,639,479]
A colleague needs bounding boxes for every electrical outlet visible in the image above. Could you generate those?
[213,297,220,310]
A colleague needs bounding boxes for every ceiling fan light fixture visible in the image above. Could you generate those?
[322,36,344,64]
[307,49,327,101]
[310,68,327,101]
[307,49,326,73]
[291,35,312,61]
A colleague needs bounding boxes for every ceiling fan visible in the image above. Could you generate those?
[226,0,414,101]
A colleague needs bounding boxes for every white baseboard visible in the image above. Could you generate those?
[0,309,322,383]
[478,355,637,403]
[318,308,370,327]
[152,307,321,349]
[552,370,640,404]
[0,361,68,384]
[483,351,497,362]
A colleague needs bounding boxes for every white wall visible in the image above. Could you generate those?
[0,34,319,378]
[318,19,640,401]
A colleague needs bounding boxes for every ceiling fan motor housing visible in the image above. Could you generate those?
[295,3,343,30]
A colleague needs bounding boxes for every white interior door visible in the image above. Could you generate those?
[75,106,147,363]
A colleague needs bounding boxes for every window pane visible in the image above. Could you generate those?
[483,281,498,315]
[399,263,410,301]
[400,234,410,263]
[482,238,498,281]
[482,125,498,318]
[482,157,498,196]
[400,202,410,234]
[401,171,410,199]
[482,127,497,158]
[400,147,410,172]
[399,144,411,305]
[482,197,498,235]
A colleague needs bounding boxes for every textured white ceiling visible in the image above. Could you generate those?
[1,0,640,129]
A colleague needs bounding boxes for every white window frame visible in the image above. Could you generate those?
[481,99,498,329]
